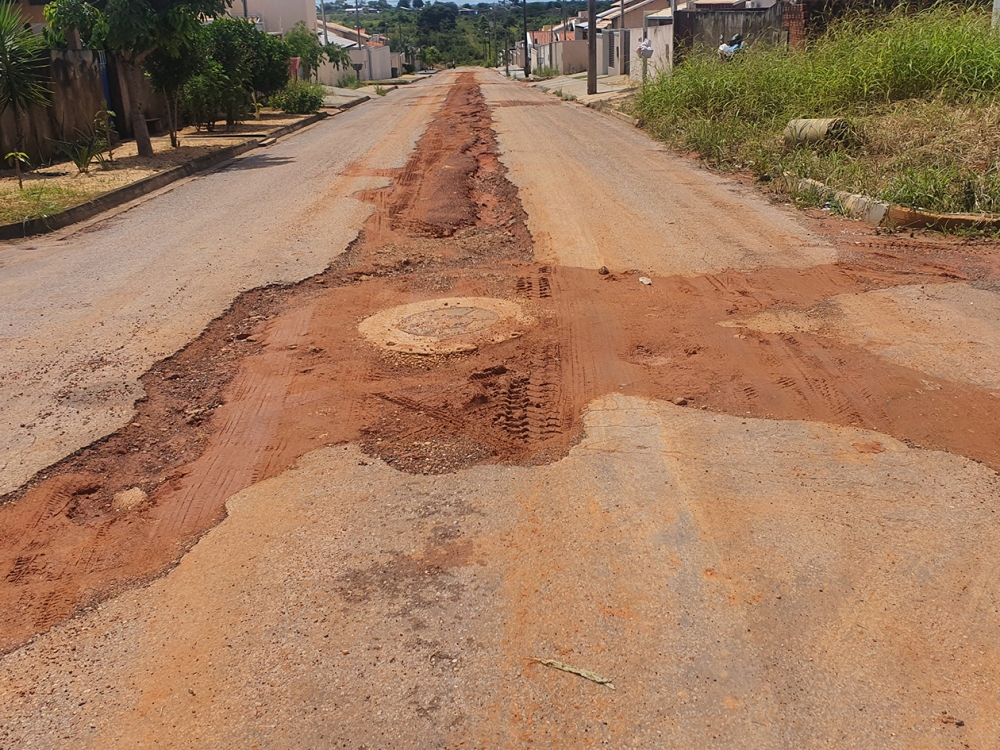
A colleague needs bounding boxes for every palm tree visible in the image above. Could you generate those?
[0,1,49,188]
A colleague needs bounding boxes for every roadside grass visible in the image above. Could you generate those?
[337,76,368,89]
[0,182,95,225]
[634,5,1000,215]
[533,65,560,79]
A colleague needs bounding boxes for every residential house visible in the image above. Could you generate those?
[227,0,314,34]
[598,0,675,29]
[314,21,398,84]
[12,0,45,29]
[316,19,372,46]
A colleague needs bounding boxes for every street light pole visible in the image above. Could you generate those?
[587,0,596,94]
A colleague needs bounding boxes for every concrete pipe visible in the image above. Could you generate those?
[784,118,850,145]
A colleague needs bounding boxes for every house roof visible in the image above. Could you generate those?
[317,20,371,43]
[316,28,359,47]
[645,2,689,19]
[584,0,672,28]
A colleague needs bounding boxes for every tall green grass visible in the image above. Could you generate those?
[635,5,1000,214]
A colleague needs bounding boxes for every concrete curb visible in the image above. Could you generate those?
[785,176,889,225]
[883,204,1000,231]
[782,175,1000,230]
[583,100,639,126]
[324,94,370,110]
[0,111,330,241]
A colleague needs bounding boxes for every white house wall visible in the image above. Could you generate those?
[230,0,314,33]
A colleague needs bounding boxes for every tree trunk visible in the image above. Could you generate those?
[122,58,154,158]
[13,110,25,189]
[168,93,179,148]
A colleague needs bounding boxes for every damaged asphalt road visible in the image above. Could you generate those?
[2,70,1000,748]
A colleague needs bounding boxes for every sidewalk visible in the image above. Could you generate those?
[529,73,634,104]
[323,86,374,108]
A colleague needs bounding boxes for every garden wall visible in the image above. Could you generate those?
[1,50,166,166]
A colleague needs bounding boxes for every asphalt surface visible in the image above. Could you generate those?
[2,69,1000,749]
[0,79,444,496]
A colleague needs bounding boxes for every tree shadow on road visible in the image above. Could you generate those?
[218,154,297,172]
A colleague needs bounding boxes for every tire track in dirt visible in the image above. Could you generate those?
[3,72,1000,657]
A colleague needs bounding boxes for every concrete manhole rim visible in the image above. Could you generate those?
[358,296,536,354]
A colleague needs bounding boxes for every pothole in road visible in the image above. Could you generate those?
[359,297,535,354]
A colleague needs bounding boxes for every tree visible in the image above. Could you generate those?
[412,0,423,8]
[183,58,228,131]
[204,17,289,128]
[417,2,458,35]
[44,0,228,158]
[254,33,291,97]
[325,43,351,72]
[397,0,410,8]
[284,20,323,80]
[0,1,50,188]
[146,30,203,146]
[42,0,105,49]
[421,44,440,66]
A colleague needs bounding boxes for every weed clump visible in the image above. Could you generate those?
[635,5,1000,214]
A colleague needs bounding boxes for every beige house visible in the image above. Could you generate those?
[12,0,46,28]
[228,0,315,34]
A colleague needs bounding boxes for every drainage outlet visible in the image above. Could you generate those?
[358,297,536,354]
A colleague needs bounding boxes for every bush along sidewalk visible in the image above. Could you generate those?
[271,80,326,115]
[633,5,1000,223]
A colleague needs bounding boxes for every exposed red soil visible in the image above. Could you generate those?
[2,73,1000,655]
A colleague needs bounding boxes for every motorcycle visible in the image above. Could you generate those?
[718,33,744,61]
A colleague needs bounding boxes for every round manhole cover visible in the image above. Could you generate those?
[359,297,535,354]
[398,307,500,337]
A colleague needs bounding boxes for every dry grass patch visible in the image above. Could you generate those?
[634,6,1000,216]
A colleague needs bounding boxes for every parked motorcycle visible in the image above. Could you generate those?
[717,33,744,61]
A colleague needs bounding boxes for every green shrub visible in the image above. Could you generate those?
[634,6,1000,214]
[271,80,326,114]
[337,74,366,89]
[533,65,559,79]
[183,61,236,131]
[54,130,108,173]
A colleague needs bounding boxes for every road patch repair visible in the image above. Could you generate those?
[359,297,535,354]
[2,71,1000,746]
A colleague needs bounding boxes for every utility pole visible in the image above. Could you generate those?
[503,0,510,76]
[619,0,625,76]
[321,0,329,44]
[994,0,1000,30]
[587,0,596,94]
[521,0,530,78]
[242,0,248,18]
[354,1,363,80]
[505,27,510,75]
